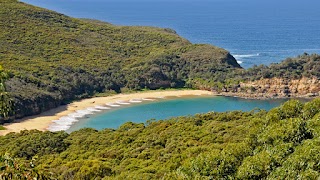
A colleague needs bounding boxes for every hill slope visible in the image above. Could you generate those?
[0,98,319,179]
[1,0,319,121]
[0,0,240,120]
[213,54,320,99]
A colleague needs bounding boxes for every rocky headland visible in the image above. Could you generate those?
[217,77,320,99]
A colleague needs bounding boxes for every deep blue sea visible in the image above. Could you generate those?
[22,0,320,68]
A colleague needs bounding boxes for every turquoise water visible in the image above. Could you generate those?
[67,96,288,132]
[21,0,320,68]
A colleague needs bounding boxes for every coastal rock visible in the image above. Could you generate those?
[229,77,320,99]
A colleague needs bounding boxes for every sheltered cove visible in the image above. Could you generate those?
[0,90,213,135]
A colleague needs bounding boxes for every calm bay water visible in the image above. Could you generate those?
[66,96,288,132]
[22,0,320,68]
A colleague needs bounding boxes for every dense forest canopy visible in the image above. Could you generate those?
[0,0,319,121]
[0,98,319,179]
[0,0,241,121]
[0,0,320,179]
[244,53,320,80]
[0,65,12,119]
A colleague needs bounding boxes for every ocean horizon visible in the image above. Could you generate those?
[21,0,320,68]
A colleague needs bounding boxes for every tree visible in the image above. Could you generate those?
[0,65,12,118]
[0,153,49,179]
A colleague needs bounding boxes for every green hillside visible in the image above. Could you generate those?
[1,0,319,121]
[0,98,320,179]
[0,0,241,120]
[1,1,320,179]
[244,53,320,80]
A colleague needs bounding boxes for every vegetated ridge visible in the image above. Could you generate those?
[215,54,320,99]
[0,0,319,122]
[0,99,319,179]
[0,0,240,121]
[0,1,320,179]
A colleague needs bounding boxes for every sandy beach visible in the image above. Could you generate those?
[0,90,213,135]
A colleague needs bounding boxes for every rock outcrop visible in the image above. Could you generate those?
[218,77,320,99]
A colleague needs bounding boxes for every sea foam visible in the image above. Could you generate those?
[47,98,157,132]
[95,105,110,110]
[116,101,130,105]
[106,103,121,107]
[47,108,97,132]
[129,99,142,103]
[47,124,70,132]
[48,116,78,132]
[233,53,260,59]
[76,109,94,116]
[142,98,155,101]
[87,107,101,112]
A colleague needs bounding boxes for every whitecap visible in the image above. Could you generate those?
[76,109,94,115]
[237,60,243,64]
[106,103,121,107]
[87,107,101,112]
[47,116,79,132]
[116,101,130,105]
[48,106,102,132]
[142,98,155,101]
[94,105,110,110]
[233,53,260,59]
[52,116,77,125]
[52,120,72,126]
[47,124,70,132]
[68,112,85,118]
[129,99,142,103]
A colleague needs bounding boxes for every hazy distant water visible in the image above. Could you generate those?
[22,0,320,68]
[66,96,287,132]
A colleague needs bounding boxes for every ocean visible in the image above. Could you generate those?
[21,0,320,68]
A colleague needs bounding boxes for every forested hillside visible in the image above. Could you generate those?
[244,53,320,80]
[1,0,319,121]
[194,53,320,98]
[0,99,319,179]
[0,0,240,121]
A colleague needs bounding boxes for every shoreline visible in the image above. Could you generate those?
[0,90,213,135]
[217,92,319,100]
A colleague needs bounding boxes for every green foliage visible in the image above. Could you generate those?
[0,130,69,159]
[303,98,320,120]
[236,151,273,179]
[178,143,252,179]
[188,53,320,94]
[0,98,319,179]
[57,160,113,179]
[278,99,303,119]
[0,126,5,130]
[1,0,319,122]
[0,65,12,119]
[258,118,312,146]
[267,138,320,179]
[1,1,320,178]
[242,53,320,81]
[0,153,49,179]
[0,0,240,120]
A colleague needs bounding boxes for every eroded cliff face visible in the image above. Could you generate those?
[219,77,320,99]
